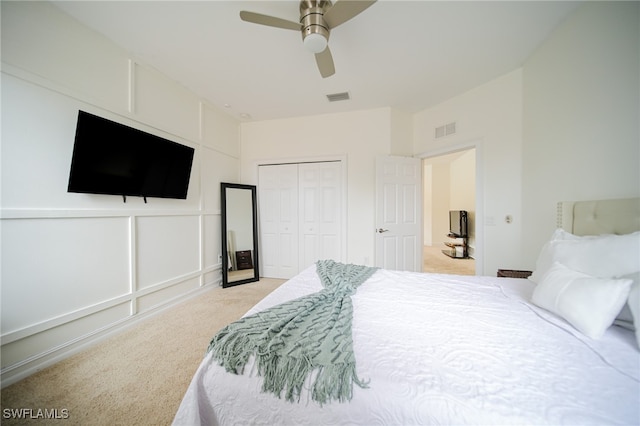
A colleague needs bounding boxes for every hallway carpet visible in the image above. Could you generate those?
[423,245,476,275]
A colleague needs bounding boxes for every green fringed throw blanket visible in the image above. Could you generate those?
[207,259,378,404]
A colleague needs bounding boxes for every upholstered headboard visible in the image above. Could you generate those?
[557,197,640,236]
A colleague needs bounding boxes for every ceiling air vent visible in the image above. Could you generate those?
[326,92,350,102]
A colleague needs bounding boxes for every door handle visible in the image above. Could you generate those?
[377,228,389,233]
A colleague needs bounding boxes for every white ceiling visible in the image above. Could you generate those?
[52,1,581,122]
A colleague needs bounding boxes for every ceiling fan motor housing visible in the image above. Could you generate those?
[300,0,331,51]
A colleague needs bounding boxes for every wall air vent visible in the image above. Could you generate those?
[435,121,457,139]
[326,92,350,102]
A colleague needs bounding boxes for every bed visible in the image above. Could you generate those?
[173,197,640,426]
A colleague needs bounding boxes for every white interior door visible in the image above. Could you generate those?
[258,164,299,279]
[375,155,422,271]
[298,162,343,269]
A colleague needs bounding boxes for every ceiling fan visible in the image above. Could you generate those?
[239,0,377,78]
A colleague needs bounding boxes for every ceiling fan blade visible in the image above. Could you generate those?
[315,47,335,78]
[239,11,302,31]
[323,0,377,29]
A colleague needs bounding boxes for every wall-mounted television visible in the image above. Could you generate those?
[67,111,195,200]
[449,210,468,238]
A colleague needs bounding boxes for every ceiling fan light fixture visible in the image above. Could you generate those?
[240,0,377,77]
[303,32,328,53]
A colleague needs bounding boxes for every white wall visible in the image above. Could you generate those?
[413,70,524,275]
[423,164,434,245]
[430,163,451,245]
[240,108,393,266]
[1,2,239,385]
[522,1,640,266]
[450,150,476,212]
[390,108,413,155]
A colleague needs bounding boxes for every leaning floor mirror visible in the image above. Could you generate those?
[221,182,260,288]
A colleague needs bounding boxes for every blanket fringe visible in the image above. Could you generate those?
[256,352,368,404]
[208,326,253,374]
[207,260,378,405]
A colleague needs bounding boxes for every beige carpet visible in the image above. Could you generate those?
[423,245,475,275]
[0,278,285,426]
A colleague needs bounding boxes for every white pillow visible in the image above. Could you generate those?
[530,229,595,283]
[530,231,640,283]
[531,262,633,339]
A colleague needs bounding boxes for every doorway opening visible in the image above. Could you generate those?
[422,148,477,275]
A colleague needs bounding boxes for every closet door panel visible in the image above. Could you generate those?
[299,162,342,269]
[260,187,279,278]
[300,182,319,267]
[320,162,342,262]
[277,165,299,278]
[259,161,343,278]
[299,164,320,270]
[258,164,298,279]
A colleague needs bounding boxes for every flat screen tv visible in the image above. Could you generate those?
[449,210,468,237]
[67,111,195,200]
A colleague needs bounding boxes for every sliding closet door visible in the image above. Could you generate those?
[258,164,299,279]
[258,161,343,279]
[298,162,342,270]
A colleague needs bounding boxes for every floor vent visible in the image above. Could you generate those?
[435,121,457,139]
[326,92,350,102]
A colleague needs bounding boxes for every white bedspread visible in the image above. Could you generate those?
[173,266,640,426]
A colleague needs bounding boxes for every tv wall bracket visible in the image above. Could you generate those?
[122,195,148,204]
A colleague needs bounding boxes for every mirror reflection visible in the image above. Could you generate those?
[221,183,259,288]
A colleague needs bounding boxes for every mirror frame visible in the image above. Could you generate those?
[221,182,260,288]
